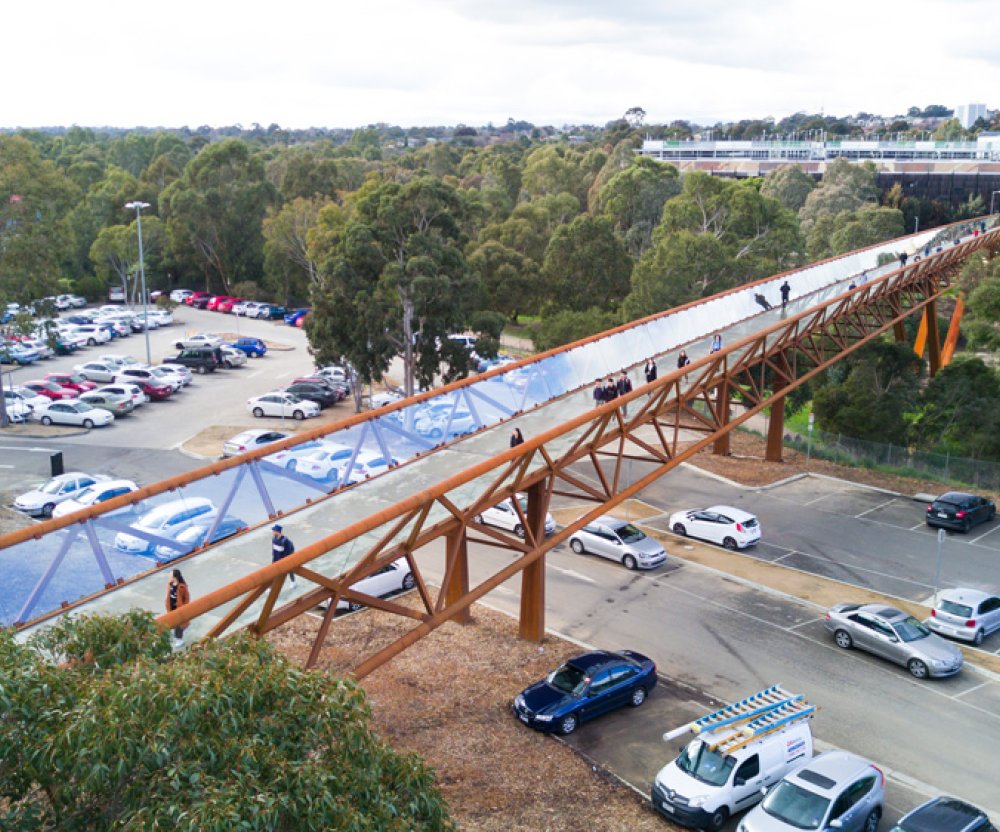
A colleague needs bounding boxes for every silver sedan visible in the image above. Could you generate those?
[824,603,963,679]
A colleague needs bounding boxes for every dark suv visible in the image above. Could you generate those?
[285,382,339,408]
[926,491,995,532]
[171,348,219,374]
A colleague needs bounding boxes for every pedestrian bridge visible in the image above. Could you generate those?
[4,218,996,674]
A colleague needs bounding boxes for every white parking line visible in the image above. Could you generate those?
[549,566,596,584]
[970,525,1000,544]
[803,493,836,506]
[855,497,900,518]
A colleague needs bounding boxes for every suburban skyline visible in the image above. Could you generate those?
[6,0,998,130]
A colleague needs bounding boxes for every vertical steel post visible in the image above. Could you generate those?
[444,526,470,625]
[712,378,731,456]
[519,480,546,641]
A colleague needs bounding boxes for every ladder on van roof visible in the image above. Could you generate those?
[663,685,816,754]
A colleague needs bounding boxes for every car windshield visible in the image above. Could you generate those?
[939,600,973,618]
[546,663,589,696]
[40,479,71,495]
[761,780,831,830]
[893,616,931,642]
[74,486,98,503]
[675,739,737,787]
[615,523,646,544]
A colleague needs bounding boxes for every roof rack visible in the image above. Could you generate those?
[663,685,816,754]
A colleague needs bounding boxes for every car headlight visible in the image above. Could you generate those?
[930,658,948,667]
[688,795,709,807]
[534,714,554,722]
[514,695,524,708]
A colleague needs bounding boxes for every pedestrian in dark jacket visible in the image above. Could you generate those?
[677,350,690,370]
[603,377,618,402]
[510,427,524,448]
[165,569,190,646]
[780,281,791,308]
[617,371,632,416]
[592,382,605,405]
[271,524,296,586]
[644,358,657,384]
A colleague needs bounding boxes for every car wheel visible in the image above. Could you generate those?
[706,807,729,831]
[198,366,208,374]
[570,538,585,554]
[908,659,929,679]
[513,524,525,538]
[723,536,738,550]
[672,522,687,536]
[629,687,646,707]
[834,629,853,649]
[402,573,416,590]
[558,713,578,735]
[962,519,971,533]
[623,554,638,570]
[293,410,305,420]
[989,507,996,521]
[41,416,52,426]
[252,407,264,418]
[863,808,881,832]
[174,342,183,349]
[87,338,96,346]
[973,628,984,646]
[429,427,443,440]
[41,502,56,518]
[83,419,94,429]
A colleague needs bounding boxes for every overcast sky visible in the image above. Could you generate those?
[6,0,998,130]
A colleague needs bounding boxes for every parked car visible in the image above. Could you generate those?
[22,380,78,401]
[114,366,181,394]
[173,332,222,350]
[157,363,193,387]
[187,292,212,308]
[474,494,557,538]
[14,472,109,518]
[219,345,247,368]
[925,491,996,532]
[170,348,219,374]
[32,400,115,428]
[254,303,286,319]
[335,558,415,611]
[114,497,216,554]
[263,439,340,472]
[512,649,656,735]
[65,293,88,308]
[888,797,997,832]
[99,354,141,370]
[77,390,135,417]
[247,392,320,420]
[147,309,173,326]
[16,337,52,359]
[737,751,884,832]
[152,514,249,562]
[206,295,232,312]
[44,372,97,394]
[285,381,339,408]
[216,297,241,314]
[568,516,667,570]
[225,336,267,357]
[331,451,398,486]
[96,382,149,409]
[284,308,310,326]
[170,289,194,303]
[292,376,348,401]
[3,400,32,422]
[293,443,358,481]
[824,602,964,678]
[52,479,140,519]
[222,429,290,458]
[72,324,112,346]
[669,505,761,550]
[5,386,50,412]
[230,300,258,316]
[0,341,40,365]
[926,587,1000,646]
[74,360,121,383]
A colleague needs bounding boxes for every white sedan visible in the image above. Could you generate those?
[32,400,115,428]
[335,558,415,611]
[14,472,108,517]
[74,361,121,383]
[474,494,557,538]
[173,332,222,350]
[247,392,321,420]
[668,505,761,550]
[97,382,148,408]
[52,479,140,518]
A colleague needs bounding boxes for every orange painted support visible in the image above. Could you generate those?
[926,298,942,376]
[519,481,546,641]
[913,311,928,358]
[941,295,965,367]
[713,379,731,456]
[443,527,470,625]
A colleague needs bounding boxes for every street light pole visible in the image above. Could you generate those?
[125,201,152,365]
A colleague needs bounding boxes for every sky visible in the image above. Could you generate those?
[5,0,998,130]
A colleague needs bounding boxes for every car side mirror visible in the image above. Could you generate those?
[829,820,843,829]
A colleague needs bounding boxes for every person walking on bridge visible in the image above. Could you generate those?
[271,524,296,586]
[709,333,722,354]
[780,280,790,309]
[644,358,657,384]
[165,569,190,648]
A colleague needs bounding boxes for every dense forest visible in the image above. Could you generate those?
[2,112,999,461]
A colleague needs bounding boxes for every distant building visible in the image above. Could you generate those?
[955,103,987,129]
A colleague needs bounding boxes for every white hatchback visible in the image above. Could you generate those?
[926,588,1000,646]
[247,392,320,420]
[475,494,557,538]
[335,558,415,611]
[669,505,761,550]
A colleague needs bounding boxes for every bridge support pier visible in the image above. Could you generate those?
[713,379,731,456]
[893,321,906,343]
[444,527,470,625]
[518,480,546,641]
[766,398,786,462]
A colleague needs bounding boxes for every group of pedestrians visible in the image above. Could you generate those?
[592,371,634,406]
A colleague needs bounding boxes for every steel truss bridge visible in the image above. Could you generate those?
[4,218,997,677]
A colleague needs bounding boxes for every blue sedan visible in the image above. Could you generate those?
[513,649,656,735]
[284,308,309,326]
[225,337,268,358]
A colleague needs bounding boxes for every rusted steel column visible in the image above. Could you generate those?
[444,526,470,625]
[892,321,906,343]
[519,480,546,641]
[925,298,942,377]
[713,379,731,456]
[766,397,786,462]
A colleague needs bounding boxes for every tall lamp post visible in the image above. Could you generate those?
[125,201,152,365]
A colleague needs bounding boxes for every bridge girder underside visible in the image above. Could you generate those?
[158,242,976,678]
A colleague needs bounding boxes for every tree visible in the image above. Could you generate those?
[910,356,1000,458]
[624,107,646,128]
[539,215,632,312]
[812,340,921,444]
[533,306,620,352]
[760,165,815,212]
[0,612,453,830]
[262,196,331,304]
[160,139,278,292]
[594,157,681,257]
[467,239,540,323]
[828,205,904,255]
[798,159,878,233]
[520,145,587,202]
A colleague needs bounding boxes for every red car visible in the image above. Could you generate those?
[217,297,241,314]
[185,291,210,306]
[206,295,232,312]
[44,372,97,394]
[132,379,174,401]
[295,311,309,327]
[23,380,78,401]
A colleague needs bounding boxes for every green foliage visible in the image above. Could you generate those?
[540,215,632,312]
[759,165,815,212]
[594,157,681,257]
[0,614,453,831]
[798,158,878,233]
[812,340,921,445]
[911,356,1000,458]
[467,239,540,322]
[533,306,620,352]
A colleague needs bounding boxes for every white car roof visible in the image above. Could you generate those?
[705,505,757,521]
[937,587,994,605]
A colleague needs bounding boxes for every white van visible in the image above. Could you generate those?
[114,497,215,554]
[651,693,813,831]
